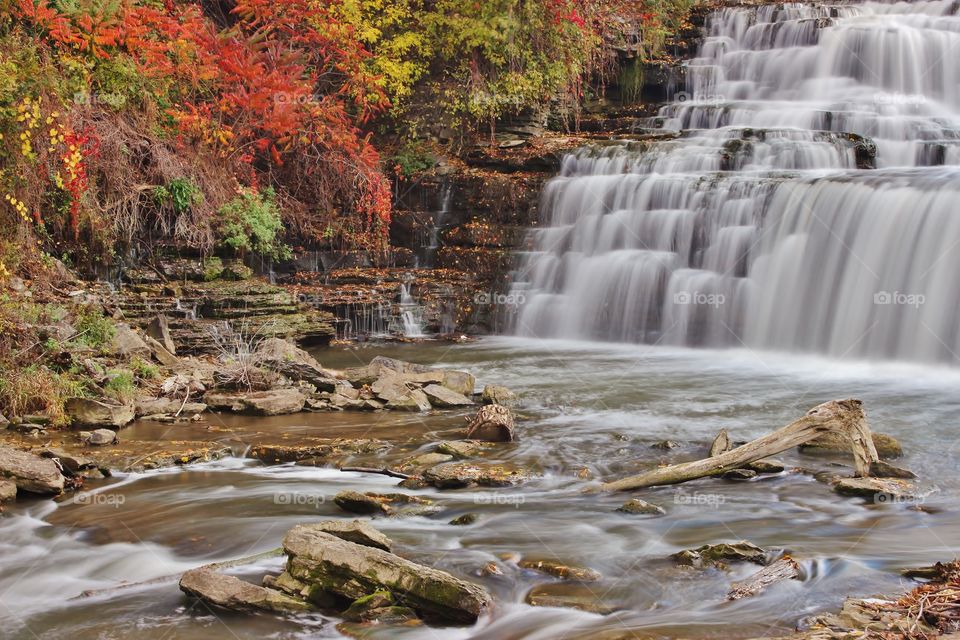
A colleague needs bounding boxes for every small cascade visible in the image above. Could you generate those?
[395,283,427,338]
[419,182,454,268]
[510,0,960,365]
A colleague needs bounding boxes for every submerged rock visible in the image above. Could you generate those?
[672,542,767,568]
[333,491,435,517]
[179,567,312,614]
[434,440,494,459]
[282,524,492,623]
[518,559,602,582]
[525,583,617,614]
[247,439,389,464]
[617,498,666,516]
[334,490,390,515]
[833,477,915,501]
[465,404,515,442]
[0,446,64,495]
[449,513,479,526]
[66,398,134,428]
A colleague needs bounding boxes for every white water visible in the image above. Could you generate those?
[511,0,960,364]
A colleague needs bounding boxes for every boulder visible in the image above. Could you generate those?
[0,479,17,502]
[109,323,150,357]
[833,477,915,501]
[256,338,339,392]
[449,513,479,526]
[204,389,305,416]
[481,385,517,406]
[135,398,208,418]
[82,429,118,446]
[465,404,515,441]
[672,542,767,568]
[282,525,492,622]
[617,498,666,516]
[179,567,312,614]
[0,446,65,495]
[422,384,474,408]
[147,314,177,355]
[799,431,902,459]
[334,490,390,515]
[66,398,135,428]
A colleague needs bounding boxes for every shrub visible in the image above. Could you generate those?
[72,306,116,350]
[216,188,292,262]
[0,364,86,426]
[131,356,160,380]
[103,369,135,403]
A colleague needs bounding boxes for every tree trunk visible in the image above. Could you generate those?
[601,399,877,492]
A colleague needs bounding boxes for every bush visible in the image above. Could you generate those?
[103,369,136,403]
[72,306,116,350]
[153,178,204,215]
[131,356,160,380]
[216,188,291,262]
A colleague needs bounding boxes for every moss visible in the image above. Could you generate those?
[201,256,224,281]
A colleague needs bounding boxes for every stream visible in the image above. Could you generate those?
[2,339,959,639]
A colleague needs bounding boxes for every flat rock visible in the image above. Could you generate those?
[282,525,492,623]
[204,389,305,415]
[833,477,915,501]
[0,446,65,495]
[800,431,902,459]
[518,559,602,582]
[334,490,390,515]
[723,468,758,480]
[424,462,533,488]
[307,520,392,552]
[435,440,494,459]
[744,459,786,474]
[247,439,389,464]
[83,428,118,446]
[397,452,454,473]
[385,389,431,412]
[422,384,474,408]
[672,542,767,568]
[179,567,311,614]
[135,398,207,418]
[66,398,135,428]
[617,498,666,516]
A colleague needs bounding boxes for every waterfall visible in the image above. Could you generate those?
[510,0,960,364]
[397,283,427,338]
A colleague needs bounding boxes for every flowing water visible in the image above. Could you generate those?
[2,340,960,639]
[5,2,960,638]
[510,0,960,364]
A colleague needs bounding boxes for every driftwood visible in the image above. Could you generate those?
[601,399,878,492]
[339,466,411,480]
[727,556,801,600]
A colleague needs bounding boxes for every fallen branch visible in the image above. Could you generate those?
[601,399,877,492]
[339,466,411,480]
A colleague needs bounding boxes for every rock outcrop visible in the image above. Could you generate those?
[65,398,135,428]
[0,446,65,495]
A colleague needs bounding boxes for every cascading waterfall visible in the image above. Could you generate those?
[510,0,960,364]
